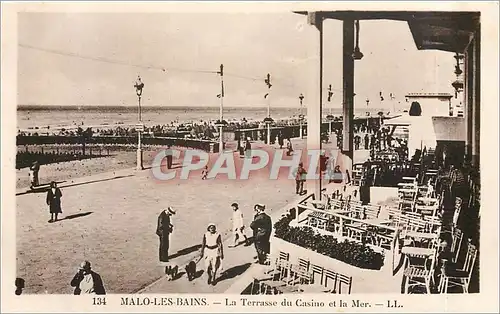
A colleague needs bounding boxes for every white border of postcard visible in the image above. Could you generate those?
[2,1,499,313]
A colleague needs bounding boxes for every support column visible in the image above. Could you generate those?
[342,19,355,178]
[465,43,473,161]
[136,95,143,170]
[306,12,323,200]
[472,29,480,168]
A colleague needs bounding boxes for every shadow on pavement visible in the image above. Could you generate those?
[60,212,93,221]
[16,181,67,196]
[169,244,202,260]
[144,163,183,171]
[217,262,252,283]
[62,175,135,189]
[243,237,255,246]
[194,269,204,280]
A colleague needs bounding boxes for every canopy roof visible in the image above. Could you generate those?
[295,11,480,53]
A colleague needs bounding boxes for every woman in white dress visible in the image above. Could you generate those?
[200,223,224,286]
[229,203,247,248]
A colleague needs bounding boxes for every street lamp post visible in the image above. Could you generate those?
[264,73,273,145]
[299,93,304,139]
[326,84,334,135]
[217,64,225,153]
[134,76,145,170]
[326,84,335,136]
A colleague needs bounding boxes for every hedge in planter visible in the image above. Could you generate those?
[274,214,384,270]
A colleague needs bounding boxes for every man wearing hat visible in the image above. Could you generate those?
[229,203,247,248]
[250,204,272,264]
[70,260,106,295]
[156,207,175,264]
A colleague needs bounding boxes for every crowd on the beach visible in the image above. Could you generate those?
[17,117,309,140]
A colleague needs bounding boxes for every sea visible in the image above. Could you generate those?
[17,105,392,131]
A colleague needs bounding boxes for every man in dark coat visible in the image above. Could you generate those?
[156,207,175,264]
[354,135,361,150]
[46,181,62,223]
[364,133,369,150]
[286,138,293,156]
[166,145,173,169]
[244,138,252,158]
[70,261,106,295]
[278,132,284,149]
[250,204,272,265]
[237,138,245,157]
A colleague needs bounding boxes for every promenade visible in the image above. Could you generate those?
[15,139,312,294]
[16,136,374,294]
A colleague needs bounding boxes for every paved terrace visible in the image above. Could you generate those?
[16,137,373,294]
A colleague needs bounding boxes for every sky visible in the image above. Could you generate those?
[18,12,458,108]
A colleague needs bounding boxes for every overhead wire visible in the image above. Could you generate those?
[20,43,388,103]
[19,43,218,75]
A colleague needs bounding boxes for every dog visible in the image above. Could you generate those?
[164,263,179,281]
[185,256,202,281]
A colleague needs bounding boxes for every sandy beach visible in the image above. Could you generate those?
[16,149,159,190]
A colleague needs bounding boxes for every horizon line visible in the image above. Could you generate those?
[17,104,392,110]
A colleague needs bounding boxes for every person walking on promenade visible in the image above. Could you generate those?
[320,152,329,174]
[354,135,361,150]
[201,166,209,180]
[46,181,62,223]
[237,137,242,153]
[70,261,106,295]
[238,137,245,157]
[29,161,40,189]
[278,132,284,149]
[156,207,175,266]
[332,165,343,184]
[229,203,247,248]
[364,133,369,150]
[166,145,173,169]
[294,162,307,195]
[250,204,272,265]
[286,138,294,156]
[244,138,252,158]
[200,223,224,286]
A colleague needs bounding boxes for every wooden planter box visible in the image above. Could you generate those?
[270,237,401,294]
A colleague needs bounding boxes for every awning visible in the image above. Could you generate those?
[431,116,465,141]
[294,11,480,53]
[384,115,465,140]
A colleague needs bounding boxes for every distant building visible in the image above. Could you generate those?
[405,93,453,117]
